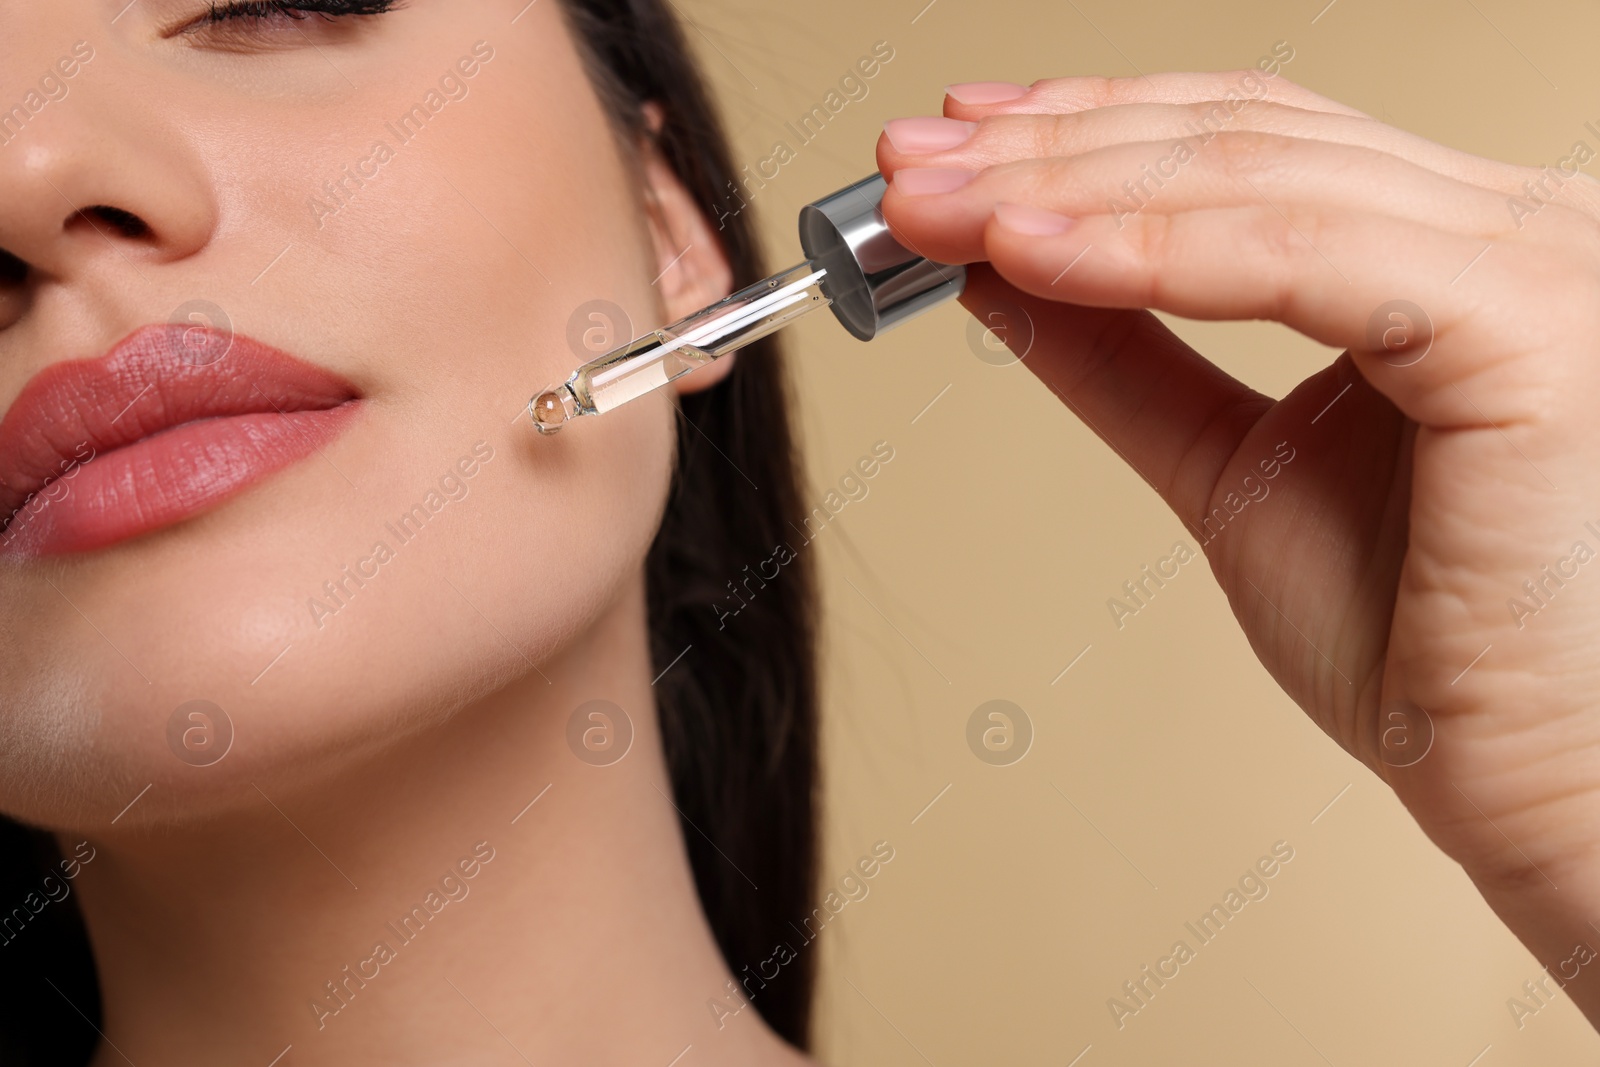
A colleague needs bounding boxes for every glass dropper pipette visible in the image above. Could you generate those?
[527,173,967,435]
[528,262,831,434]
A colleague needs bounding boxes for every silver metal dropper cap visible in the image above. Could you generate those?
[798,173,966,341]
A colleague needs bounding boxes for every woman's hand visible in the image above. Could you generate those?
[878,71,1600,1026]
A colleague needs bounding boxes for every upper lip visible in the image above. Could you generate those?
[0,324,360,530]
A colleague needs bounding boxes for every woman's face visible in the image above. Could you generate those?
[0,0,728,828]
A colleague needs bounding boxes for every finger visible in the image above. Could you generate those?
[978,197,1576,432]
[944,70,1368,120]
[957,263,1276,531]
[882,131,1523,268]
[886,96,1544,202]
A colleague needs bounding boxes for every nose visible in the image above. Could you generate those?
[0,46,218,292]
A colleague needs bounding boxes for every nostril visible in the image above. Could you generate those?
[77,206,150,240]
[0,248,24,286]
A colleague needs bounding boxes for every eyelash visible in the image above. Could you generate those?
[195,0,397,26]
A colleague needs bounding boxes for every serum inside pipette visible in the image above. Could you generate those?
[529,262,830,435]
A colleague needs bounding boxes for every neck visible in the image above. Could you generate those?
[70,577,808,1067]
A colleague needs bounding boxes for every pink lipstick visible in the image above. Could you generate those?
[0,324,360,557]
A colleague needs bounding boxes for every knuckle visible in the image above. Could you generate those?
[1018,74,1122,112]
[1186,96,1242,135]
[1087,74,1132,109]
[1031,111,1082,159]
[1280,208,1326,267]
[1249,208,1312,318]
[1208,130,1290,181]
[1131,211,1177,301]
[1188,68,1276,105]
[968,112,1073,166]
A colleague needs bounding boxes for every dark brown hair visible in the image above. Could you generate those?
[0,1,818,1060]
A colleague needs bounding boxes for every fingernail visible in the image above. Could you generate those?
[883,116,979,154]
[945,81,1030,105]
[892,167,978,196]
[993,202,1075,236]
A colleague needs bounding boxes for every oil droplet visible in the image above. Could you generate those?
[531,390,567,434]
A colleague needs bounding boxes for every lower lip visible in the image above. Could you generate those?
[0,403,359,558]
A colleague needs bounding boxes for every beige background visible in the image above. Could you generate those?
[673,0,1600,1062]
